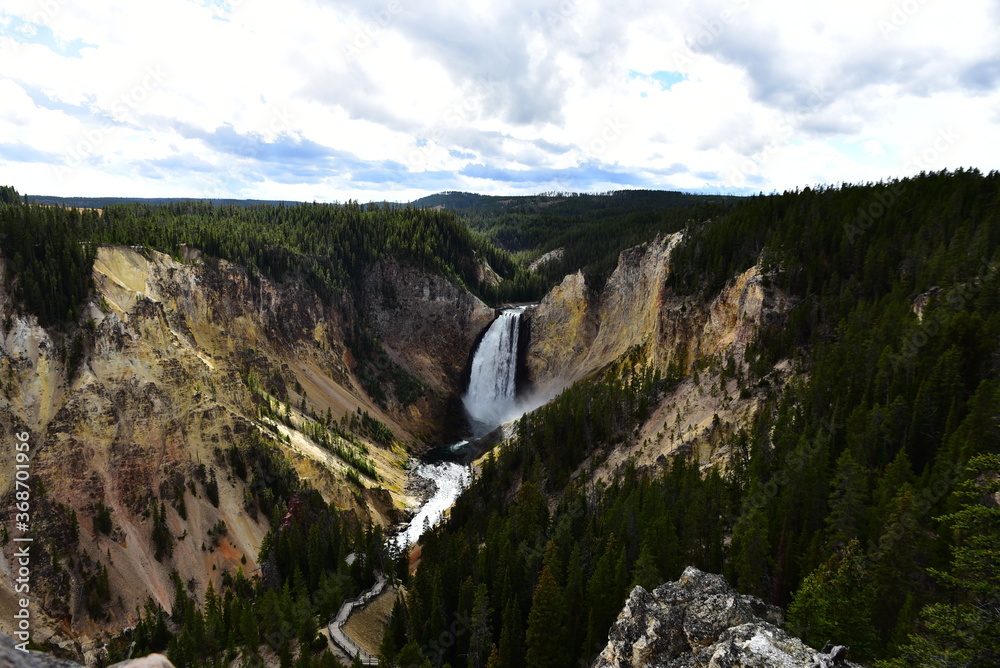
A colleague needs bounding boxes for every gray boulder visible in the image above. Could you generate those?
[593,567,862,668]
[0,632,175,668]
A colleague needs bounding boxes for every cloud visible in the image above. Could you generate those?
[0,0,997,199]
[177,124,340,164]
[141,154,217,174]
[960,58,1000,92]
[0,142,60,163]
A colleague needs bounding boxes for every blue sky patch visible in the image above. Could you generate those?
[651,71,685,89]
[1,17,95,58]
[629,70,685,91]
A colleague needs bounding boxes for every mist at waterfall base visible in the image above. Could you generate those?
[390,307,545,550]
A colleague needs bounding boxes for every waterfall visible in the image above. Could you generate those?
[463,306,525,436]
[389,306,530,551]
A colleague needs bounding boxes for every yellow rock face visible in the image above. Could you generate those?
[524,233,682,391]
[0,246,479,650]
[523,270,597,391]
[524,232,795,477]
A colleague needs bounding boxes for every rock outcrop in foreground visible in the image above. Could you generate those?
[595,567,861,668]
[0,633,174,668]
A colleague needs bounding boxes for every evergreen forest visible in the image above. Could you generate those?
[1,170,998,667]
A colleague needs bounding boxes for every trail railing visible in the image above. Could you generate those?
[327,572,387,666]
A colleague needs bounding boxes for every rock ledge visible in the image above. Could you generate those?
[594,567,861,668]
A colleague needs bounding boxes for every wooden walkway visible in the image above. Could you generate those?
[327,572,387,666]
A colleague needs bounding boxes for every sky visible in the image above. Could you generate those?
[0,0,998,202]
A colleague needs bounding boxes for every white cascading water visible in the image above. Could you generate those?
[390,307,528,551]
[463,306,526,436]
[390,458,471,550]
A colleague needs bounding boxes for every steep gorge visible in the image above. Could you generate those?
[0,244,494,656]
[359,174,1000,668]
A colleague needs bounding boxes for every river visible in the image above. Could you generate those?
[389,459,472,550]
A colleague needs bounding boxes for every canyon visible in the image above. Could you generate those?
[0,229,793,662]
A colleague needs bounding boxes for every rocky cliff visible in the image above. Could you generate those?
[595,567,860,668]
[361,257,494,435]
[524,233,794,470]
[0,246,490,658]
[525,232,784,390]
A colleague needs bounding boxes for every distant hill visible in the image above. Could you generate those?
[20,189,743,293]
[410,189,738,215]
[25,189,735,216]
[414,189,743,288]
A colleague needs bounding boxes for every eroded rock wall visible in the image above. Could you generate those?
[524,233,793,470]
[0,246,491,656]
[362,258,494,399]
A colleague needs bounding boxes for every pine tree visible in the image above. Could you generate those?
[395,639,427,668]
[825,450,869,550]
[788,539,879,660]
[486,644,501,668]
[881,454,1000,668]
[868,448,913,539]
[630,542,661,592]
[379,624,398,667]
[469,584,493,668]
[497,596,524,668]
[729,502,771,597]
[206,470,220,507]
[152,501,173,561]
[525,565,568,668]
[240,605,259,652]
[563,546,587,664]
